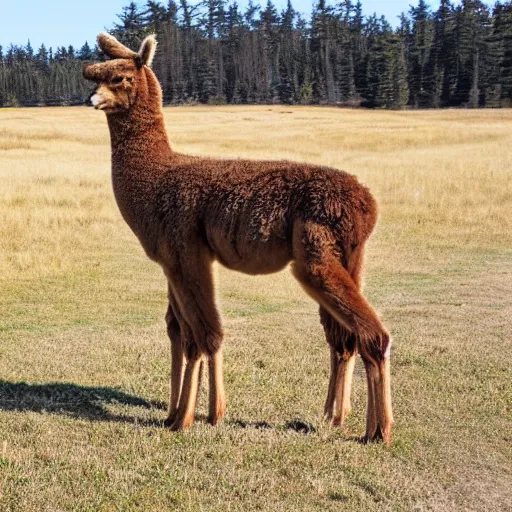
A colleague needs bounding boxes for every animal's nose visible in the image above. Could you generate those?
[85,90,97,107]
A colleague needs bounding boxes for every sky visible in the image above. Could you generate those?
[0,0,494,52]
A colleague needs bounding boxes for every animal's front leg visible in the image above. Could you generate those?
[164,289,185,426]
[324,345,339,421]
[323,346,357,426]
[320,308,357,426]
[169,354,203,431]
[332,352,357,426]
[208,348,226,425]
[165,246,224,431]
[164,336,184,426]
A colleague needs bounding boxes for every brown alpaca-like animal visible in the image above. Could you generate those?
[84,33,393,444]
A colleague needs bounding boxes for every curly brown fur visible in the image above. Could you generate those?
[83,34,393,443]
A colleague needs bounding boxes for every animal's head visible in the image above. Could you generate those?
[83,33,158,114]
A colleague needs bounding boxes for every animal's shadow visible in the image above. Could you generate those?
[0,380,319,434]
[0,380,166,426]
[231,419,316,435]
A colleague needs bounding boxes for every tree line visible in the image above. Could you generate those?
[1,0,512,108]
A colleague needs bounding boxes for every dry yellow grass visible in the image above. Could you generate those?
[0,106,511,511]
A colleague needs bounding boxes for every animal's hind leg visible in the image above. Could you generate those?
[325,242,363,426]
[321,308,357,426]
[363,354,393,444]
[292,221,393,444]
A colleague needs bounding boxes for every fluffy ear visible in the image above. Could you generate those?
[138,35,157,67]
[97,32,137,59]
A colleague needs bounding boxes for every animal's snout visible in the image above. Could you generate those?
[86,89,97,107]
[86,88,101,107]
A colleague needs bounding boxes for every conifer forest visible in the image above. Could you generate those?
[1,0,512,109]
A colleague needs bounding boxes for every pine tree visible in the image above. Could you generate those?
[493,2,512,104]
[259,0,280,101]
[196,57,216,102]
[36,44,49,70]
[224,2,243,102]
[277,0,298,104]
[144,0,168,32]
[25,40,34,59]
[55,47,67,62]
[430,0,456,107]
[394,37,410,108]
[112,2,149,49]
[310,0,337,102]
[244,0,260,29]
[409,0,434,107]
[453,0,491,106]
[469,48,480,107]
[78,42,94,61]
[349,1,366,98]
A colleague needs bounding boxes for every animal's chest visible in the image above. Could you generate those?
[112,175,160,255]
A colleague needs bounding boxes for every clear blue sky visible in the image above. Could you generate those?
[1,0,493,51]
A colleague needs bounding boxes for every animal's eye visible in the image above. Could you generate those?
[112,76,124,84]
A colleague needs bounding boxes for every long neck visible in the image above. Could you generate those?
[105,67,172,245]
[107,66,173,170]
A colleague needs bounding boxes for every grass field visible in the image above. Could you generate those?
[0,106,511,511]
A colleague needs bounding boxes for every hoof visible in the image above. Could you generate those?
[207,415,221,426]
[332,416,342,427]
[208,406,226,426]
[163,416,175,428]
[381,427,392,447]
[361,425,391,447]
[325,406,350,427]
[163,410,177,427]
[169,414,194,432]
[332,407,351,427]
[169,421,183,432]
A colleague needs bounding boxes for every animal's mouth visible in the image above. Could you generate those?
[95,102,111,111]
[88,93,112,111]
[87,94,117,113]
[89,93,104,109]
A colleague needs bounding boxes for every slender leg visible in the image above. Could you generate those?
[371,356,393,444]
[332,352,357,426]
[381,357,393,443]
[164,338,184,425]
[334,243,363,427]
[169,355,203,431]
[362,357,393,445]
[164,247,224,431]
[320,307,357,426]
[164,293,185,426]
[363,359,378,440]
[292,221,393,444]
[324,345,339,421]
[208,348,226,425]
[323,349,357,426]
